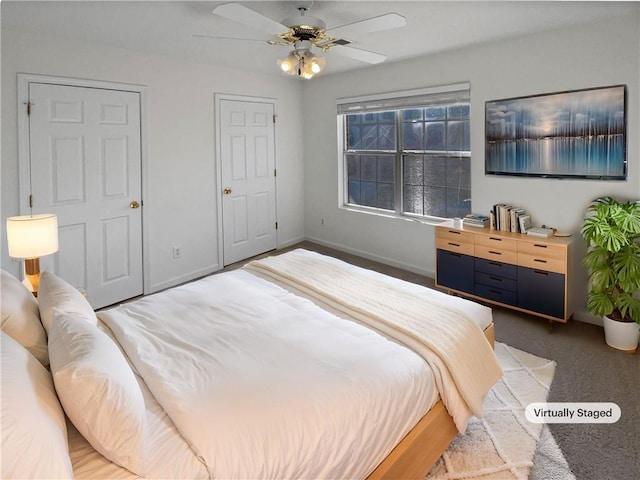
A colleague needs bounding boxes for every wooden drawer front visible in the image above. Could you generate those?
[475,271,517,292]
[436,237,474,256]
[518,253,566,274]
[475,257,518,280]
[475,244,517,265]
[437,227,475,243]
[475,234,518,253]
[475,283,517,306]
[518,241,565,259]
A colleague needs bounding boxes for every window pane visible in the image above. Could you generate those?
[347,180,361,204]
[361,125,378,149]
[346,155,360,180]
[448,103,470,119]
[378,111,396,123]
[347,125,362,149]
[378,155,395,183]
[403,109,423,121]
[361,155,377,181]
[403,155,423,185]
[424,156,447,187]
[362,112,377,124]
[378,124,396,150]
[361,181,377,207]
[446,188,471,218]
[378,183,395,210]
[446,157,471,190]
[423,187,447,217]
[403,185,423,215]
[447,120,470,151]
[424,122,445,150]
[403,122,423,150]
[426,106,446,120]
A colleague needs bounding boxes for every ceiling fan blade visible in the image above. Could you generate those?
[212,3,287,36]
[193,34,272,42]
[326,13,406,39]
[331,45,387,64]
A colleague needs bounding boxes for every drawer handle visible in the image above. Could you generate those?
[488,261,502,267]
[489,237,502,241]
[448,230,461,235]
[449,252,461,258]
[534,270,549,276]
[448,242,461,247]
[534,259,548,264]
[533,244,548,248]
[489,276,502,282]
[489,289,503,295]
[488,250,502,255]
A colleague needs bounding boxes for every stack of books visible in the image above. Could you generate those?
[491,204,531,233]
[463,214,490,228]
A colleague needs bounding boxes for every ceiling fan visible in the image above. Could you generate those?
[195,3,407,79]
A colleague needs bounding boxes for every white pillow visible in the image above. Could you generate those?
[48,311,148,476]
[1,331,73,479]
[37,270,96,334]
[1,269,49,366]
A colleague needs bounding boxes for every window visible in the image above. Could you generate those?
[339,84,471,219]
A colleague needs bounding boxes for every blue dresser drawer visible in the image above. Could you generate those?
[436,249,474,294]
[475,282,518,306]
[475,271,517,292]
[475,257,517,280]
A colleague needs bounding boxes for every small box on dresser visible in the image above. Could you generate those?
[435,223,572,323]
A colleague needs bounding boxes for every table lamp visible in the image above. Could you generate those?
[6,214,59,296]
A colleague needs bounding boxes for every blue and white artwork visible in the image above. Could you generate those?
[485,85,626,179]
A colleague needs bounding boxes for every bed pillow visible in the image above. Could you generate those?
[48,311,148,476]
[38,270,97,334]
[1,269,49,366]
[1,331,73,479]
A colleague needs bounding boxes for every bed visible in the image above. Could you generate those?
[1,248,501,479]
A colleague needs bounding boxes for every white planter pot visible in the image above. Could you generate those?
[603,315,640,352]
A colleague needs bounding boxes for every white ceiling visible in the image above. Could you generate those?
[2,1,638,78]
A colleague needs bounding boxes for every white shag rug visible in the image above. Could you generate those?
[426,342,575,480]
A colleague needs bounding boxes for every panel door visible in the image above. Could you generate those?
[28,82,143,309]
[220,99,276,266]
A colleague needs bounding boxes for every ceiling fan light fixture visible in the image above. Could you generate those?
[277,48,324,79]
[277,51,298,73]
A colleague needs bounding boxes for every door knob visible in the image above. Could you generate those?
[223,187,232,195]
[130,201,140,209]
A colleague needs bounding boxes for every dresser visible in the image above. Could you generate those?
[435,224,572,323]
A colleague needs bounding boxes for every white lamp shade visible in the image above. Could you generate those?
[6,214,59,259]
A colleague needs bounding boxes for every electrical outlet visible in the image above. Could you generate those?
[172,246,182,259]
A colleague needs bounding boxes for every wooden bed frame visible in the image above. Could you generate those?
[367,322,496,479]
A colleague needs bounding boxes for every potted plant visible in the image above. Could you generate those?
[581,196,640,352]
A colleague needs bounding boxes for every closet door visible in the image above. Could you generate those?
[27,82,143,308]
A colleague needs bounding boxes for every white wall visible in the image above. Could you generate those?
[302,14,640,322]
[1,28,305,293]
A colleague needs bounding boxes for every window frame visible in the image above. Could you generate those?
[337,84,471,222]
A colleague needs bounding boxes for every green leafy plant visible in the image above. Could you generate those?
[582,196,640,324]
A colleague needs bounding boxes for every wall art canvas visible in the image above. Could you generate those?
[485,85,626,179]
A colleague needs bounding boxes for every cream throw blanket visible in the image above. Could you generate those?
[245,250,503,432]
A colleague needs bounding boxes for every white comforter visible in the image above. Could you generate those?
[99,268,438,479]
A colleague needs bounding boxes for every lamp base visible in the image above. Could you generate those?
[24,257,41,297]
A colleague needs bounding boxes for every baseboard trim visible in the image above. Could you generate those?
[147,264,220,294]
[304,236,435,279]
